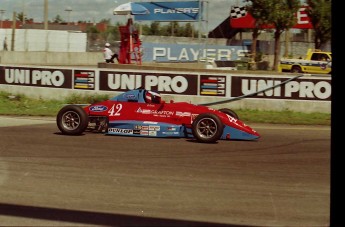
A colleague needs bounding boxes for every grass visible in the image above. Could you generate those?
[0,91,331,126]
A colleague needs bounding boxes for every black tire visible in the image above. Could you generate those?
[218,108,239,120]
[56,105,89,135]
[192,113,224,143]
[291,66,302,73]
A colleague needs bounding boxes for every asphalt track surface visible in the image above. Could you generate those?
[0,116,330,227]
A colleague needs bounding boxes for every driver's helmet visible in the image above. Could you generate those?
[145,91,161,104]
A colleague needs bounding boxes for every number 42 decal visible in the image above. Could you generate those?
[108,104,122,116]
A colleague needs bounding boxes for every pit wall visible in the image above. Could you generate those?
[0,64,331,114]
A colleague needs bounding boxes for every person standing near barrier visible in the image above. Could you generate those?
[103,42,119,63]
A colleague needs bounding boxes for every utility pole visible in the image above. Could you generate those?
[44,0,48,30]
[1,9,5,51]
[197,0,202,63]
[11,12,16,51]
[284,29,290,58]
[22,1,26,24]
[0,9,5,28]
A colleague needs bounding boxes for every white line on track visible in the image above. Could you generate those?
[0,116,55,127]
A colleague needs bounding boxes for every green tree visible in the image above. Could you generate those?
[16,12,31,23]
[139,21,198,37]
[306,0,332,49]
[167,21,179,36]
[140,24,151,35]
[102,24,120,42]
[244,0,272,65]
[246,0,300,71]
[52,15,64,23]
[159,23,171,36]
[99,18,112,25]
[182,22,194,37]
[86,26,99,41]
[149,21,161,35]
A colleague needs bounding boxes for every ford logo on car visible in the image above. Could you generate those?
[89,105,108,112]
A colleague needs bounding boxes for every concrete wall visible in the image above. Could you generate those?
[0,29,87,52]
[0,51,103,66]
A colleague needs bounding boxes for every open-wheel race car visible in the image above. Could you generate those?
[56,89,260,143]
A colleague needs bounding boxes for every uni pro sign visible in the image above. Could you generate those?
[142,43,250,62]
[0,66,72,88]
[134,1,201,21]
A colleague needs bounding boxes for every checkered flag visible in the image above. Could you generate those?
[230,6,247,19]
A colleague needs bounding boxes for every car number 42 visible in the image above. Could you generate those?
[108,104,122,116]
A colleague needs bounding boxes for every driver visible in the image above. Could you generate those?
[145,91,161,104]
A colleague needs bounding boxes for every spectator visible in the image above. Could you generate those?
[103,42,119,63]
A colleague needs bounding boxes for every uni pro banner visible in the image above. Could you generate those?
[134,1,201,21]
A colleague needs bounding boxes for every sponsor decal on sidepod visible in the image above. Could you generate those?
[89,105,108,112]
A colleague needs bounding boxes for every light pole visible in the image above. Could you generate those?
[44,0,48,30]
[0,9,5,28]
[22,0,26,24]
[65,7,72,25]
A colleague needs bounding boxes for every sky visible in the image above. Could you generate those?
[0,0,244,31]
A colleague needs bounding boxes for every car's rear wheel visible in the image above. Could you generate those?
[218,108,239,119]
[192,113,224,143]
[56,105,89,135]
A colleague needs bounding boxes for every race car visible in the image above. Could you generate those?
[56,89,260,143]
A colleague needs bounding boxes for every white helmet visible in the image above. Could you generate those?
[105,43,110,47]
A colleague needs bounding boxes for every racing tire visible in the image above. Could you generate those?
[291,66,302,73]
[218,108,239,120]
[192,113,224,143]
[56,105,89,135]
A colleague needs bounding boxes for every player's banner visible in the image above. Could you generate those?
[134,1,201,21]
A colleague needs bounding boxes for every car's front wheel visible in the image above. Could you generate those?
[192,113,224,143]
[56,105,89,135]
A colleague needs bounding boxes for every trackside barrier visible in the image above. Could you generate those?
[0,64,331,114]
[199,74,305,106]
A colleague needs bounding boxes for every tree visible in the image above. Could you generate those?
[52,15,64,23]
[86,26,99,41]
[246,0,301,71]
[16,12,31,23]
[167,21,179,36]
[149,21,160,35]
[306,0,332,49]
[140,24,150,35]
[183,22,194,38]
[102,25,120,42]
[244,0,272,66]
[99,18,112,25]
